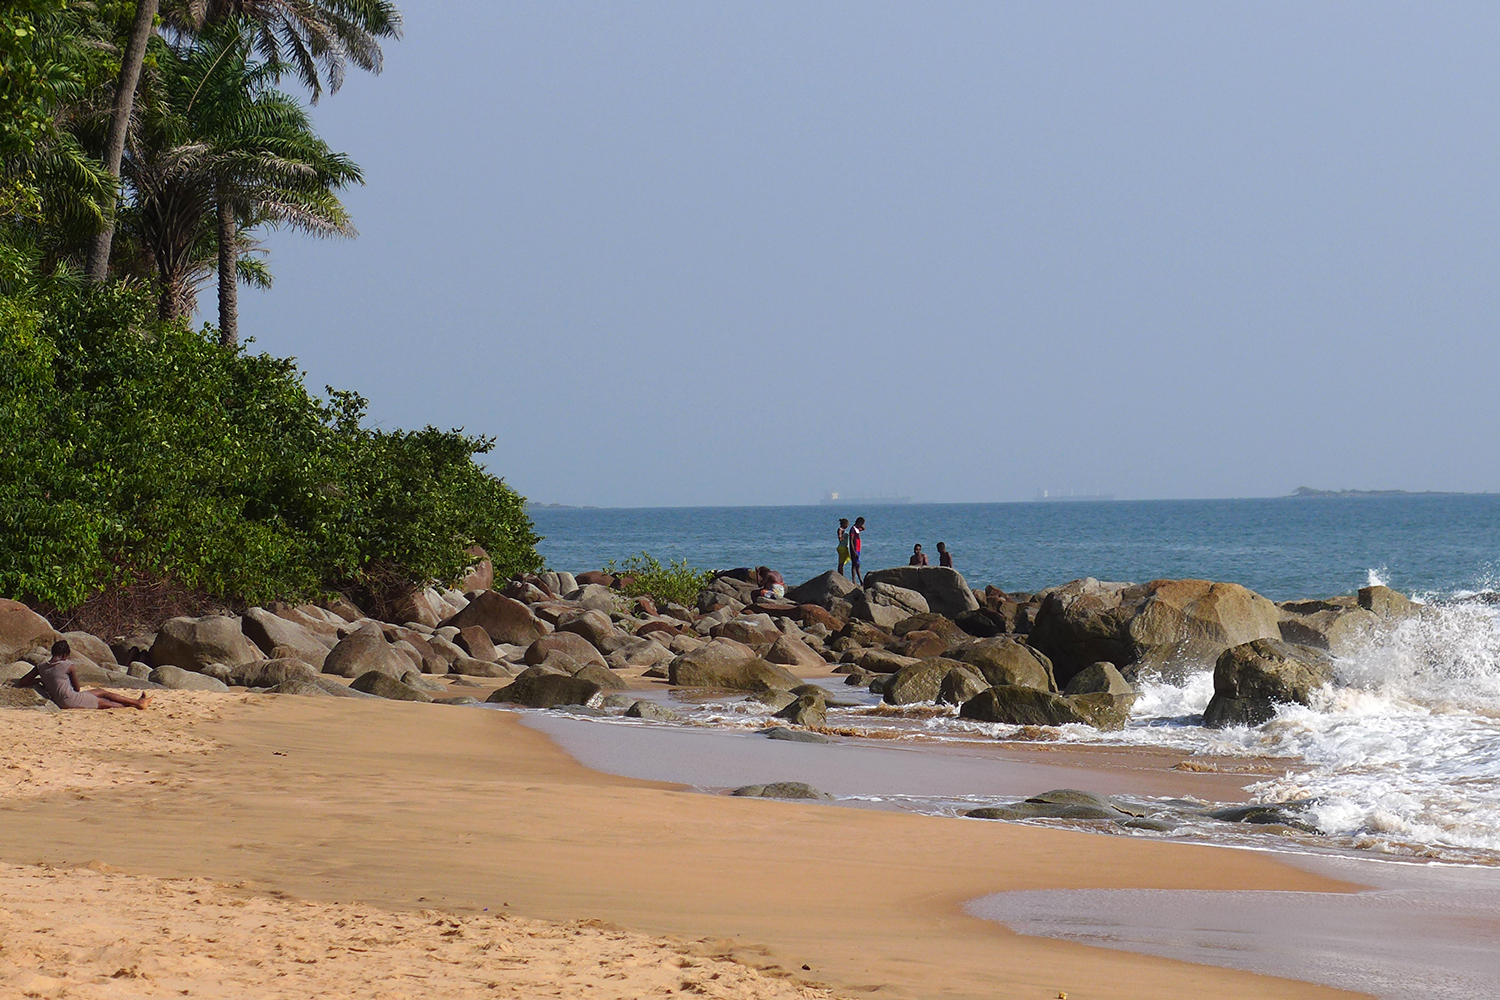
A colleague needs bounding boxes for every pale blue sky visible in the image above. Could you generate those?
[237,2,1500,507]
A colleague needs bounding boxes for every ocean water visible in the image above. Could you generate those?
[529,494,1500,601]
[528,496,1500,863]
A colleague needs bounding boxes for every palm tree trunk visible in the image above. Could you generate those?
[216,194,239,347]
[85,0,161,283]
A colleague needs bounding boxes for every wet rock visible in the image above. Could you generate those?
[748,689,798,711]
[670,647,801,692]
[625,700,681,722]
[954,636,1056,692]
[350,671,433,702]
[487,671,603,708]
[1203,638,1334,728]
[435,695,483,706]
[882,658,976,705]
[774,692,827,727]
[573,663,629,691]
[958,685,1132,730]
[1062,661,1134,696]
[1358,585,1417,620]
[1207,800,1320,833]
[966,789,1131,821]
[731,782,834,801]
[938,666,990,705]
[757,726,831,744]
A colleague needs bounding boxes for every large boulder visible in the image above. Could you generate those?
[849,584,929,630]
[1062,661,1134,696]
[953,637,1056,692]
[241,658,321,688]
[669,647,801,692]
[454,626,499,662]
[0,600,56,663]
[883,658,981,705]
[856,649,920,674]
[710,614,782,646]
[786,571,859,610]
[606,636,675,670]
[764,634,826,669]
[1277,606,1380,656]
[440,591,551,645]
[860,567,980,618]
[574,583,620,614]
[557,610,630,653]
[525,632,607,669]
[390,587,451,628]
[1203,638,1335,729]
[959,686,1133,731]
[320,623,415,679]
[241,607,333,669]
[461,545,494,593]
[150,616,263,673]
[487,670,603,708]
[1028,578,1281,686]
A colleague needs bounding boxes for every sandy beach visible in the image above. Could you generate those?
[0,691,1371,1000]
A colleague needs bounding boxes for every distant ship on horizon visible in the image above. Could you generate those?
[1033,489,1115,502]
[820,490,913,506]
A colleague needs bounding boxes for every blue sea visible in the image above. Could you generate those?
[530,495,1500,600]
[530,495,1500,864]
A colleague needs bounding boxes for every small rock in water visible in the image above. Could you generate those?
[730,782,834,801]
[625,700,681,722]
[756,726,831,744]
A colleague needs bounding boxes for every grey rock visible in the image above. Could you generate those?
[435,695,483,706]
[448,656,514,678]
[1203,638,1334,729]
[958,685,1134,730]
[149,664,230,692]
[150,616,262,673]
[747,689,798,711]
[525,631,608,668]
[859,567,980,618]
[241,607,332,669]
[954,637,1056,692]
[774,692,827,727]
[883,658,978,705]
[321,622,413,679]
[573,663,629,691]
[625,700,682,722]
[61,632,117,667]
[349,671,433,702]
[757,726,831,744]
[938,666,990,706]
[1062,661,1134,696]
[731,782,834,801]
[487,671,603,708]
[786,571,859,609]
[439,590,551,645]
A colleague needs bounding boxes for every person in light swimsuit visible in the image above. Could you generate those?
[15,640,153,710]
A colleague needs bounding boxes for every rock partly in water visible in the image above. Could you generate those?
[625,700,681,722]
[773,692,827,727]
[669,647,801,692]
[1202,638,1334,729]
[731,782,834,801]
[958,685,1133,731]
[757,726,831,744]
[1062,661,1134,696]
[954,636,1056,692]
[487,671,603,708]
[883,658,980,705]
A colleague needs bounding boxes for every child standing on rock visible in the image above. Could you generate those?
[836,518,851,577]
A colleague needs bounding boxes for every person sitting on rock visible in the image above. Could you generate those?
[755,566,786,601]
[909,543,929,566]
[936,541,953,568]
[14,639,153,711]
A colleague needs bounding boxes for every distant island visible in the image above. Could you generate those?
[526,502,600,510]
[1290,487,1471,498]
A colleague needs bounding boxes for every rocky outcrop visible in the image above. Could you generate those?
[860,567,980,618]
[1203,638,1334,728]
[440,591,551,645]
[150,616,263,673]
[1028,578,1281,685]
[0,600,56,663]
[1062,661,1133,696]
[61,632,116,667]
[320,622,415,679]
[1359,585,1417,620]
[241,607,333,669]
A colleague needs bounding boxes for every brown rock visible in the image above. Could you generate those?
[524,632,608,669]
[895,629,948,660]
[455,626,498,662]
[461,545,494,592]
[954,636,1056,692]
[574,571,615,589]
[440,591,551,645]
[321,623,415,679]
[0,599,56,662]
[765,634,826,669]
[150,616,262,673]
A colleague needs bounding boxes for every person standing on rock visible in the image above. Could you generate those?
[14,639,153,710]
[836,518,851,577]
[909,543,929,566]
[937,542,953,568]
[848,517,866,585]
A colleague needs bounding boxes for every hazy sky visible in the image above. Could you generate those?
[237,2,1500,507]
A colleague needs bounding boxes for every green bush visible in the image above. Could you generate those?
[0,279,541,611]
[602,553,712,608]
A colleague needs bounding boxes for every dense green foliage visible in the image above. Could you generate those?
[0,281,540,609]
[602,553,712,608]
[0,2,540,613]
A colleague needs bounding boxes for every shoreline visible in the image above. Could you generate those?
[0,693,1371,1000]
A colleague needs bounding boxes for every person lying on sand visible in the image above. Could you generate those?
[14,640,153,710]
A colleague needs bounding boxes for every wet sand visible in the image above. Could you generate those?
[0,693,1368,1000]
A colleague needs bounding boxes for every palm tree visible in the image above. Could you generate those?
[84,0,161,282]
[165,0,402,102]
[123,23,361,331]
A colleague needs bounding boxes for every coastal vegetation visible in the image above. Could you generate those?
[600,553,712,608]
[1,0,540,615]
